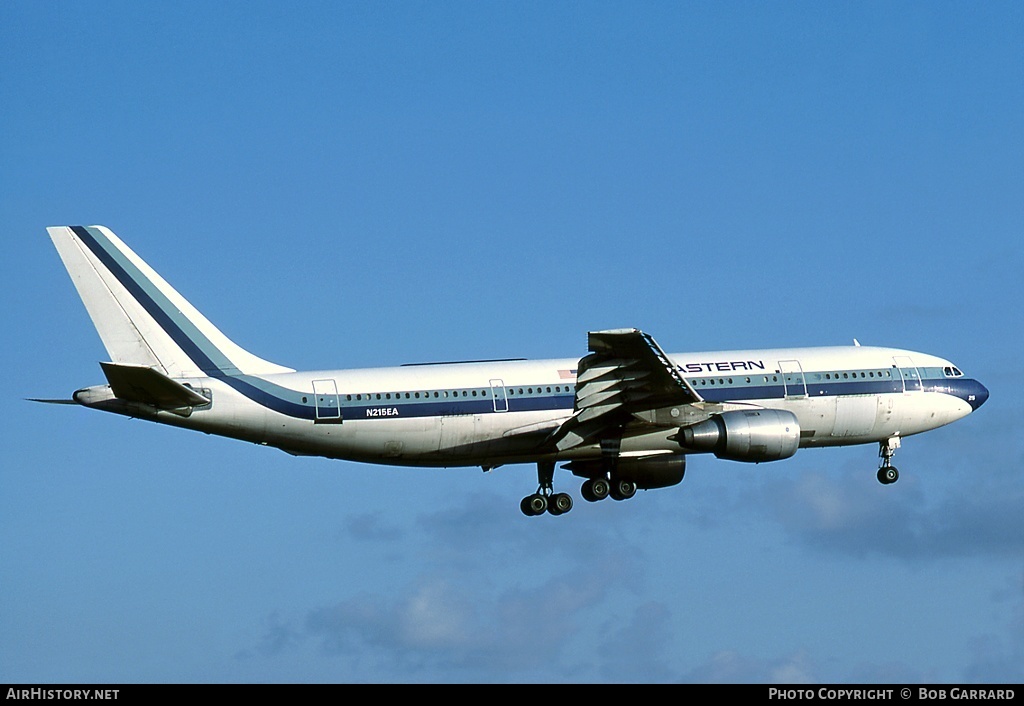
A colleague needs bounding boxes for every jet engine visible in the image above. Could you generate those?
[564,454,686,489]
[674,409,800,462]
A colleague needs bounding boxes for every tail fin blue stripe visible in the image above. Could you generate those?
[71,226,236,376]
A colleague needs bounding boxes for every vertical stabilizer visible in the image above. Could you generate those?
[46,225,294,377]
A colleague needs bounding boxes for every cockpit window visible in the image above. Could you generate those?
[943,366,964,378]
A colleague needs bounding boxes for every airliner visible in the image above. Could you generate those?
[40,226,989,517]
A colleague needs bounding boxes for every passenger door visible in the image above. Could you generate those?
[779,359,808,399]
[312,379,342,423]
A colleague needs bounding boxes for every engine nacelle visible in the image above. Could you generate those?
[675,409,800,462]
[564,454,686,489]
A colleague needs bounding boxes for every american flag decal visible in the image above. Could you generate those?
[558,369,577,379]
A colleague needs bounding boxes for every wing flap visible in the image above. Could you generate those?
[577,359,642,383]
[549,328,702,451]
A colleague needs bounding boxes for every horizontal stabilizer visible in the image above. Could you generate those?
[100,362,210,408]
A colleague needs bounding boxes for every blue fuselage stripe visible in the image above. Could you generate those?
[308,376,981,421]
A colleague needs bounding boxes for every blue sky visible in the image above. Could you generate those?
[2,1,1022,683]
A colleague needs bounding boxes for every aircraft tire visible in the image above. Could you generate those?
[611,479,637,501]
[582,478,610,503]
[548,492,573,515]
[521,494,548,516]
[877,466,899,485]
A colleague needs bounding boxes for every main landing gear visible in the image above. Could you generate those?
[581,476,636,502]
[520,461,574,517]
[877,436,901,485]
[520,460,639,516]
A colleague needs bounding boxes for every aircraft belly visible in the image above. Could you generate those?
[341,417,443,459]
[439,410,565,460]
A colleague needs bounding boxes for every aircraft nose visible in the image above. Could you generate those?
[963,379,989,411]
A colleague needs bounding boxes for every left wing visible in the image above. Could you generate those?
[548,328,702,451]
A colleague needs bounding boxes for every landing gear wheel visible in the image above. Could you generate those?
[581,478,611,503]
[520,493,548,516]
[877,437,902,486]
[522,461,575,517]
[876,434,901,483]
[877,466,899,485]
[548,493,573,516]
[610,479,637,501]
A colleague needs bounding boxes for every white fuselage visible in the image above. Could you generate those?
[108,344,983,468]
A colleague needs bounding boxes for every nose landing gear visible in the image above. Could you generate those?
[877,436,901,485]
